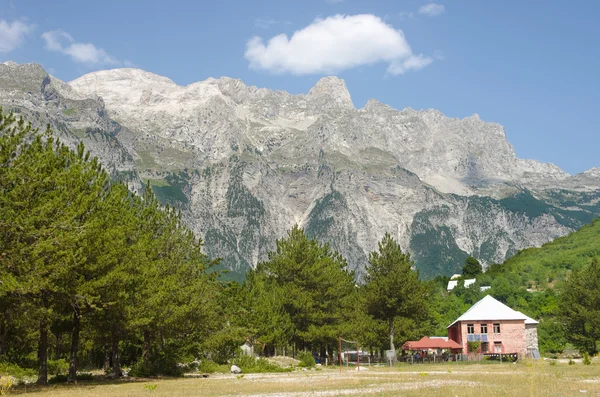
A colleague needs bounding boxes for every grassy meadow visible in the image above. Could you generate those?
[9,361,600,397]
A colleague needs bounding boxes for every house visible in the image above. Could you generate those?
[446,278,490,292]
[447,295,540,358]
[447,278,476,291]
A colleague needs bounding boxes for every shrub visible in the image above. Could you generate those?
[297,352,316,368]
[203,328,246,364]
[47,359,69,376]
[129,353,184,378]
[568,359,575,365]
[0,375,14,395]
[0,362,36,378]
[48,373,94,384]
[582,352,592,365]
[198,360,229,374]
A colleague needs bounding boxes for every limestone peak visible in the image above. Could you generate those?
[307,76,353,109]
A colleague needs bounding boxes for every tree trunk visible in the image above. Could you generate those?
[54,332,62,360]
[142,330,151,367]
[389,317,395,362]
[111,338,122,377]
[67,306,81,383]
[0,309,9,356]
[36,315,49,385]
[103,344,111,371]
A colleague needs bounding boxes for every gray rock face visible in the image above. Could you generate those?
[1,62,598,278]
[0,62,141,191]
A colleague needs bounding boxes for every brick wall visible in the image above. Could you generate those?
[450,320,527,356]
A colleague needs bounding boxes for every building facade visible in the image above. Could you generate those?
[447,295,539,358]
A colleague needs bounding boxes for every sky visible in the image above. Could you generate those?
[1,0,599,174]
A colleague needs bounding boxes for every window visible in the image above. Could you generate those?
[494,342,502,353]
[493,323,501,333]
[480,324,488,334]
[481,343,489,353]
[467,324,474,334]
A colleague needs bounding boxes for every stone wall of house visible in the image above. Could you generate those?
[525,324,539,351]
[453,320,527,356]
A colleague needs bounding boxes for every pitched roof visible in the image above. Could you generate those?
[447,295,533,328]
[516,311,540,325]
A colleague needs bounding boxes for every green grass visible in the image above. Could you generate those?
[10,361,600,397]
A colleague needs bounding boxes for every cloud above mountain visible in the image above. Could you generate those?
[244,14,433,76]
[418,3,446,17]
[41,30,120,66]
[0,19,35,53]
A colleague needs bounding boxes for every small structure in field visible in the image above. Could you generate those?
[447,295,540,358]
[402,336,462,355]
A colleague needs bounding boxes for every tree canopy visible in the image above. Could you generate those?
[559,258,600,355]
[363,233,428,354]
[462,256,482,278]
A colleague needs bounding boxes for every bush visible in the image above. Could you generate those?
[568,359,575,365]
[297,352,316,368]
[0,362,36,378]
[582,352,592,365]
[129,354,184,378]
[48,372,94,384]
[47,359,69,376]
[0,375,14,395]
[203,328,247,365]
[198,360,229,374]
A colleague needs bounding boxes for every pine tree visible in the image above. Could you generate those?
[252,226,356,354]
[559,257,600,355]
[364,233,428,356]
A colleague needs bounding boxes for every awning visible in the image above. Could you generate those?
[402,336,462,350]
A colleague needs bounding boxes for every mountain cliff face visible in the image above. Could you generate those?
[1,62,599,278]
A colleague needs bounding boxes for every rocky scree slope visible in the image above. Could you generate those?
[1,62,599,278]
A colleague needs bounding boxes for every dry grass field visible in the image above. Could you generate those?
[10,361,600,397]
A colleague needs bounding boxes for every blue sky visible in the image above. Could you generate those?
[1,0,598,174]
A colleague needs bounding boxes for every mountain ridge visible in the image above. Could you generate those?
[1,61,598,278]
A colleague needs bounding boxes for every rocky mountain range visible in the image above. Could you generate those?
[1,61,599,279]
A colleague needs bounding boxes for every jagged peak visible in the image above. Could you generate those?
[307,76,353,109]
[581,167,600,177]
[2,60,18,67]
[362,98,393,112]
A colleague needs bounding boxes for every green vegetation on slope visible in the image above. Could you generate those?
[500,216,600,288]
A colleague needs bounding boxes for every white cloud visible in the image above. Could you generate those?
[387,54,433,75]
[418,3,445,17]
[41,30,120,65]
[0,19,35,53]
[245,14,433,76]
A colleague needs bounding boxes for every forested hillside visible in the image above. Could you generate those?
[428,217,600,355]
[499,217,600,289]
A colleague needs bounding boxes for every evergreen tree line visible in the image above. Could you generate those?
[0,110,221,384]
[1,109,598,384]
